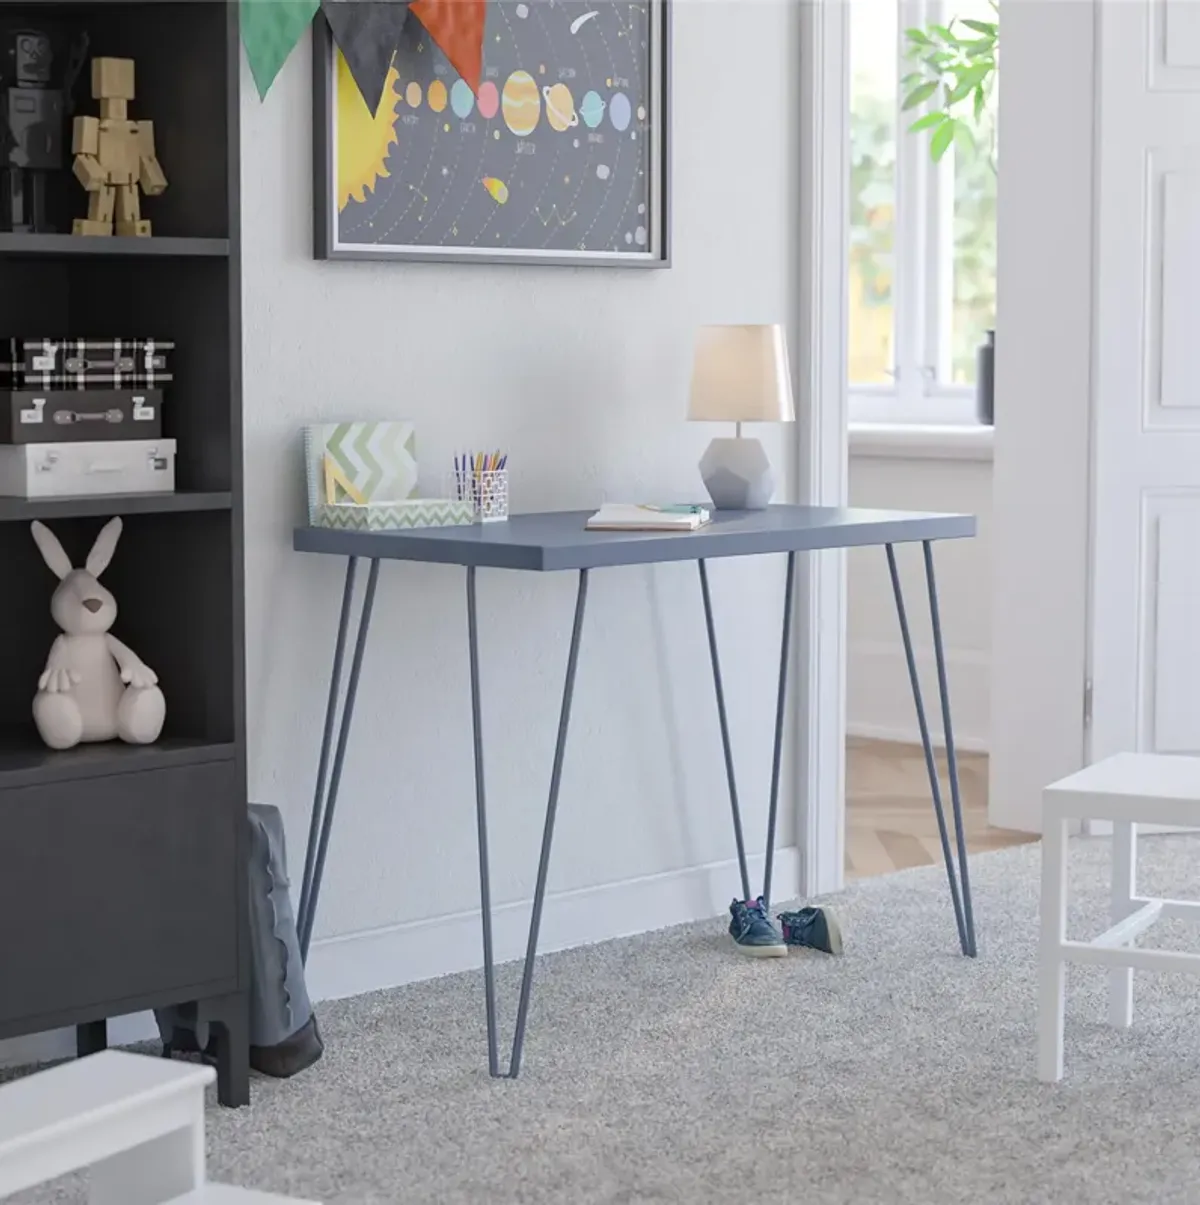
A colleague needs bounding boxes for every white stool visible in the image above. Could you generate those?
[0,1051,317,1204]
[1039,752,1200,1082]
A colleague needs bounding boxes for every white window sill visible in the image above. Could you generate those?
[848,422,995,462]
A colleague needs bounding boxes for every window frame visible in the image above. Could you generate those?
[848,0,990,427]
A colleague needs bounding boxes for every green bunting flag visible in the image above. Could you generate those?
[241,0,321,100]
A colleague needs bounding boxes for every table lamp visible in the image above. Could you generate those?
[687,323,795,511]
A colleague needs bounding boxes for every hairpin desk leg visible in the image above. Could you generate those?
[298,556,380,962]
[298,557,358,935]
[467,567,590,1078]
[698,559,751,902]
[466,564,500,1078]
[760,551,797,911]
[886,543,974,957]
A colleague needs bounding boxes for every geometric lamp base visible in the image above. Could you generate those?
[698,436,775,510]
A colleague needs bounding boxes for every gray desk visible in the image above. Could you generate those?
[293,506,977,1078]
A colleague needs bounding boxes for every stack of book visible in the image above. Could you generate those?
[586,504,711,532]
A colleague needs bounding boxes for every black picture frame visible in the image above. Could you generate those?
[313,1,670,267]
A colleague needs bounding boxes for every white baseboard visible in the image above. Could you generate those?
[0,846,801,1069]
[847,640,990,753]
[846,720,990,755]
[306,845,801,1002]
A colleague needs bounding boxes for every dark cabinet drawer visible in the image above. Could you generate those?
[0,759,239,1025]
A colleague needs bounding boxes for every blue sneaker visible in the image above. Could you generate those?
[777,906,843,955]
[728,897,786,958]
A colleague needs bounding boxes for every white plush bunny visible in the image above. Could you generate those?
[31,517,166,750]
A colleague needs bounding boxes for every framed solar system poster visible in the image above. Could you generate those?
[313,1,670,266]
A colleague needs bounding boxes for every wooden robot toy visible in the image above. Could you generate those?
[71,57,166,236]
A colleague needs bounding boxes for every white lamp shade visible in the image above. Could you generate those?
[687,323,795,423]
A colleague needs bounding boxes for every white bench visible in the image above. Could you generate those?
[1039,752,1200,1082]
[0,1051,316,1204]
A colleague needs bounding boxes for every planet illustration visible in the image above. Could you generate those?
[477,80,500,120]
[501,70,540,136]
[451,78,475,119]
[579,90,606,129]
[609,91,631,132]
[427,79,448,113]
[482,176,509,205]
[543,82,578,132]
[405,81,423,108]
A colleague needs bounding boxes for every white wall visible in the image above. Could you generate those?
[245,2,804,998]
[0,0,805,1070]
[847,446,992,752]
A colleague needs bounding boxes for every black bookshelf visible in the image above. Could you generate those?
[0,1,248,1105]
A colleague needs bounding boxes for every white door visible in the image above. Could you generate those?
[1090,0,1200,780]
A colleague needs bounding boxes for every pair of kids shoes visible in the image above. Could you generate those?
[728,897,843,958]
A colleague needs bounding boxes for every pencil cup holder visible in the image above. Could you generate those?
[449,469,509,523]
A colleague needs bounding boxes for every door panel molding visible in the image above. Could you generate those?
[1149,0,1200,91]
[1145,150,1200,424]
[1144,494,1200,751]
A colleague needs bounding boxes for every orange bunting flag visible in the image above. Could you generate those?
[410,0,487,93]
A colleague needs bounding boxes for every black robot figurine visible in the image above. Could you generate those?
[1,28,81,233]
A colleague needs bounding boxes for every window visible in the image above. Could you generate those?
[848,0,997,424]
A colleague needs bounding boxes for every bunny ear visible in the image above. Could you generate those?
[31,521,73,580]
[86,516,123,577]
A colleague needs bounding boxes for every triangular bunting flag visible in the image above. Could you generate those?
[241,0,321,99]
[410,0,486,93]
[321,0,413,115]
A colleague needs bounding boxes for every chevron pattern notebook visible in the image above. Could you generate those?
[304,421,418,523]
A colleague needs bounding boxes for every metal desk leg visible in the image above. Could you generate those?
[698,552,796,911]
[762,551,797,910]
[698,559,751,902]
[922,540,976,956]
[298,557,359,932]
[885,543,975,957]
[467,567,590,1079]
[298,556,381,963]
[466,565,500,1078]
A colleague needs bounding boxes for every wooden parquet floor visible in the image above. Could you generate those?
[845,736,1037,879]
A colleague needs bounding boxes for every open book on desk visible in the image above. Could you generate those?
[586,503,711,532]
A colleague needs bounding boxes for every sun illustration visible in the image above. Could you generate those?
[336,51,400,211]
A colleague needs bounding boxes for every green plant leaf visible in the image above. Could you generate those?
[956,62,992,89]
[905,27,931,44]
[930,22,958,43]
[930,119,956,161]
[964,42,996,60]
[902,81,939,110]
[945,78,974,104]
[909,111,947,132]
[952,119,975,153]
[962,18,997,34]
[973,83,986,122]
[901,71,925,88]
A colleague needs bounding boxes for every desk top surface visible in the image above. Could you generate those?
[294,506,975,572]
